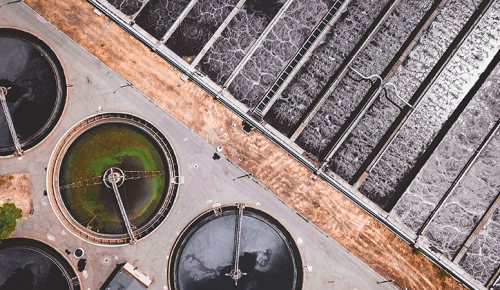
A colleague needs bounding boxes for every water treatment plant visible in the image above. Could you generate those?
[0,0,499,289]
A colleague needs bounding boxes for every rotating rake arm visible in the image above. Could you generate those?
[109,168,137,245]
[123,170,165,181]
[59,170,165,190]
[59,176,103,190]
[226,203,247,285]
[0,86,23,156]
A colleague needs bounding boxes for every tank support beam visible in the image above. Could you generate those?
[0,86,23,156]
[453,192,500,263]
[417,121,499,237]
[226,203,247,285]
[191,0,247,67]
[109,168,137,244]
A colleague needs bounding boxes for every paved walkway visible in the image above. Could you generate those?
[0,3,395,290]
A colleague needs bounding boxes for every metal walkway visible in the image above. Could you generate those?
[226,203,246,285]
[59,169,166,244]
[0,86,23,155]
[107,167,137,244]
[60,170,164,190]
[253,0,347,116]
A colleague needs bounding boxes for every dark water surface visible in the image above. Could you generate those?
[0,30,64,154]
[172,208,302,290]
[0,242,72,290]
[107,0,144,15]
[166,0,238,58]
[135,0,192,39]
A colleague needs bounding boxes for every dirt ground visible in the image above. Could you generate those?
[22,1,466,289]
[0,173,32,217]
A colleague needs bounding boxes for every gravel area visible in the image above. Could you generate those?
[0,174,31,217]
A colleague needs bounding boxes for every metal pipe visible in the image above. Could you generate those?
[383,82,413,108]
[288,0,401,141]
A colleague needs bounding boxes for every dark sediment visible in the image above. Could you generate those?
[135,0,192,39]
[166,0,238,58]
[227,0,336,108]
[0,29,65,155]
[171,207,302,290]
[107,0,144,15]
[266,0,395,137]
[197,0,287,84]
[0,239,78,290]
[359,0,499,209]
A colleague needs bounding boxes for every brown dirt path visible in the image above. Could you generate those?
[0,174,32,217]
[23,1,466,289]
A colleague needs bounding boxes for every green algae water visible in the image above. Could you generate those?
[59,123,168,234]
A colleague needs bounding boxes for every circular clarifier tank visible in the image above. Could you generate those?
[48,113,179,245]
[0,238,80,290]
[170,205,303,290]
[0,28,66,156]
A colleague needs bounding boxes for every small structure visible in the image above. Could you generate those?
[101,263,152,290]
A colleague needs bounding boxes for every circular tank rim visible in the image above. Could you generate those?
[0,237,82,290]
[0,27,67,158]
[46,112,180,247]
[168,204,304,290]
